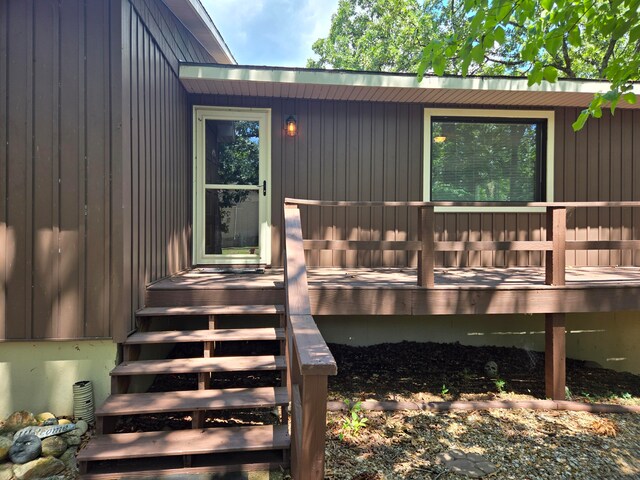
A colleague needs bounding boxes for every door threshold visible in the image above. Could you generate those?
[194,267,266,274]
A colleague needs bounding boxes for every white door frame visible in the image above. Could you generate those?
[192,106,272,265]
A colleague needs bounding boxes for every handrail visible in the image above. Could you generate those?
[285,198,640,288]
[286,198,640,208]
[283,205,337,480]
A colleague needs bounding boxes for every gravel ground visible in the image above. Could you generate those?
[325,409,640,480]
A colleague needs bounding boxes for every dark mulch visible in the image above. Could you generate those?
[328,341,640,402]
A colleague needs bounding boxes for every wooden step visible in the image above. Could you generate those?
[124,327,285,345]
[96,387,289,417]
[111,355,286,376]
[77,425,290,462]
[136,305,284,317]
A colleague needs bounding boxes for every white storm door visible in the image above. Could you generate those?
[193,107,271,265]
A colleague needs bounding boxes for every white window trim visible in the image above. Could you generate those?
[423,108,554,213]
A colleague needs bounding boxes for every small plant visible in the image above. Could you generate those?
[441,384,450,396]
[494,378,506,393]
[621,392,633,400]
[565,386,573,400]
[340,400,368,440]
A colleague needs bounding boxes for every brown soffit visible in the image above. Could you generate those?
[179,63,640,108]
[162,0,236,65]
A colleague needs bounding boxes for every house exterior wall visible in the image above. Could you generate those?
[189,94,640,268]
[0,0,114,340]
[115,0,199,341]
[0,0,211,342]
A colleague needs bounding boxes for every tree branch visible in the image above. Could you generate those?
[599,37,618,76]
[561,35,575,78]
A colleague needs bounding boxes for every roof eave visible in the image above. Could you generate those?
[163,0,236,65]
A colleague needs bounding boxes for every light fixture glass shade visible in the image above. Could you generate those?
[285,115,297,136]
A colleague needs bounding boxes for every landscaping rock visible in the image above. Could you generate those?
[57,419,72,426]
[74,419,88,436]
[60,446,78,472]
[61,431,81,446]
[42,418,59,426]
[0,463,13,480]
[35,412,56,424]
[435,449,497,478]
[484,361,499,378]
[15,423,75,440]
[0,411,37,434]
[0,435,12,461]
[41,436,68,458]
[12,456,65,480]
[9,434,42,464]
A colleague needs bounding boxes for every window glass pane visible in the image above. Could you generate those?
[205,189,259,256]
[431,119,543,202]
[205,119,259,186]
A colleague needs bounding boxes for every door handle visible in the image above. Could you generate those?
[263,180,267,196]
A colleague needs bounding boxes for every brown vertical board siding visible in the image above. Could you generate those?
[0,0,113,340]
[5,0,34,339]
[620,110,633,265]
[32,0,57,338]
[634,110,640,266]
[85,0,110,338]
[0,0,7,337]
[116,1,193,338]
[58,0,82,339]
[188,96,640,268]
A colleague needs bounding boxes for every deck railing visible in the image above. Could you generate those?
[285,199,640,287]
[283,204,337,480]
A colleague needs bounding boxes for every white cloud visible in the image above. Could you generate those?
[201,0,339,67]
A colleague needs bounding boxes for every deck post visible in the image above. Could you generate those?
[417,206,435,287]
[545,313,566,400]
[545,207,566,286]
[298,374,328,480]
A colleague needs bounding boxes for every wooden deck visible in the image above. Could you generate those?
[146,266,640,315]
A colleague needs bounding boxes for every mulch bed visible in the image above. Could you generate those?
[328,341,640,403]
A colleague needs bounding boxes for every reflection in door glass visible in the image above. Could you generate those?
[205,120,259,185]
[205,189,259,256]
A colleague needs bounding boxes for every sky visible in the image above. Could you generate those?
[202,0,340,67]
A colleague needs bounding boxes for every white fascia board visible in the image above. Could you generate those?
[164,0,236,64]
[179,64,640,95]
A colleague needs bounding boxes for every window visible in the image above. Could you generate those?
[424,109,554,211]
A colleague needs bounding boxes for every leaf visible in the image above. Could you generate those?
[433,54,446,76]
[471,44,485,64]
[544,30,562,56]
[494,26,506,44]
[572,111,589,131]
[540,0,554,11]
[567,27,582,47]
[592,106,602,118]
[543,66,558,83]
[623,92,637,104]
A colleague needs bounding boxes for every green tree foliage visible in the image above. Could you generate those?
[419,0,640,130]
[310,0,639,129]
[308,0,465,72]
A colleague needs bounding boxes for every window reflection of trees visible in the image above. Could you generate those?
[431,120,543,202]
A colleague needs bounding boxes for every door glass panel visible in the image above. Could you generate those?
[205,119,260,186]
[205,189,260,256]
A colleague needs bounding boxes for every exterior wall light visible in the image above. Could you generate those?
[285,115,298,137]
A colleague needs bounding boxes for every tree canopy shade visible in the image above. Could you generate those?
[419,0,640,130]
[309,0,639,129]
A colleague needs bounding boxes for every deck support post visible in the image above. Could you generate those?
[417,206,435,287]
[295,374,328,480]
[545,207,566,286]
[545,313,566,400]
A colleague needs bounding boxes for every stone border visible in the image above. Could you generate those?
[327,399,640,413]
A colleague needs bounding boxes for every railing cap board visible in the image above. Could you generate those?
[285,198,640,208]
[289,314,337,376]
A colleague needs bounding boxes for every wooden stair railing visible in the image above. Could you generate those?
[283,204,338,480]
